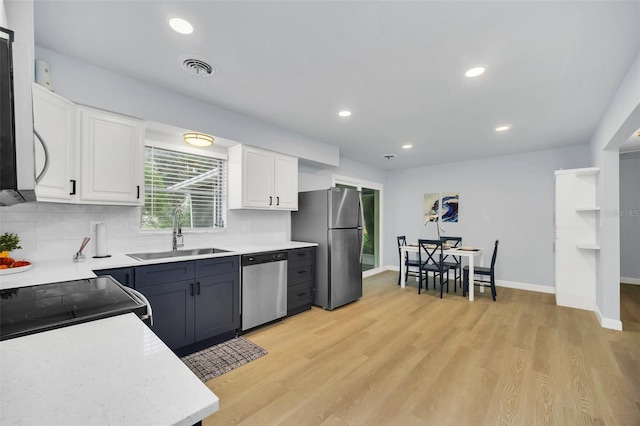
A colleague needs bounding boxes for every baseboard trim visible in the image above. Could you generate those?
[595,304,623,331]
[495,279,555,294]
[363,267,387,278]
[380,269,555,294]
[621,277,640,285]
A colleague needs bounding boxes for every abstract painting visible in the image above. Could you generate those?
[423,193,440,224]
[441,192,459,222]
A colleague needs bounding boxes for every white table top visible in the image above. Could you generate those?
[0,313,219,426]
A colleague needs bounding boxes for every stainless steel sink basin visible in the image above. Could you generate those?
[126,248,230,261]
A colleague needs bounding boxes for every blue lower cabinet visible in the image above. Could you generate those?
[194,272,240,342]
[141,279,196,349]
[93,267,134,287]
[121,257,240,350]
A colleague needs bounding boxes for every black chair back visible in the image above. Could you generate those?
[418,239,443,267]
[440,236,462,248]
[490,240,500,271]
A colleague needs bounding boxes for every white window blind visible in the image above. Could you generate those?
[142,146,226,230]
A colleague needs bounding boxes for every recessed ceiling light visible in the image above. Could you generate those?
[495,125,510,132]
[465,67,485,78]
[338,110,351,117]
[402,144,413,149]
[169,18,194,34]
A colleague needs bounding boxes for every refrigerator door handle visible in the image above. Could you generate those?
[358,193,365,263]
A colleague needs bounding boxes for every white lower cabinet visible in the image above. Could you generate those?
[32,84,145,206]
[228,144,298,210]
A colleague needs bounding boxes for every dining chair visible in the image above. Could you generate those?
[441,236,462,292]
[418,239,448,297]
[397,236,421,286]
[463,240,499,301]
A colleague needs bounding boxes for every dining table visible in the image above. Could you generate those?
[399,244,484,301]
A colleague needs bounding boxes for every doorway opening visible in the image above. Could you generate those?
[334,176,383,275]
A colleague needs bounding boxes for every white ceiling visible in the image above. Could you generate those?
[33,1,640,170]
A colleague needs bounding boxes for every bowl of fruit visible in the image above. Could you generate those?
[0,232,31,275]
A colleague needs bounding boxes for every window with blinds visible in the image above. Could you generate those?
[141,146,226,230]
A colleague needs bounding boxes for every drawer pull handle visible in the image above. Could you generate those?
[298,270,306,274]
[297,292,307,297]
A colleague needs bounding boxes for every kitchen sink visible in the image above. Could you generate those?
[126,248,230,261]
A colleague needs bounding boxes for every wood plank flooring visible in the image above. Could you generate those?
[203,273,640,425]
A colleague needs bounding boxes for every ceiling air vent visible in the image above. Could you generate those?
[178,54,216,77]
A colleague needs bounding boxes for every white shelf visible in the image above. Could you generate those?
[574,167,600,176]
[555,167,600,177]
[576,242,600,250]
[575,206,601,212]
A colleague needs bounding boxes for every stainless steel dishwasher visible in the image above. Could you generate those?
[241,251,288,331]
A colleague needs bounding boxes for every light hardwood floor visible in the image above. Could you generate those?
[204,273,640,425]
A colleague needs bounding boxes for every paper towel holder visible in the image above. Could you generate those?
[93,222,111,258]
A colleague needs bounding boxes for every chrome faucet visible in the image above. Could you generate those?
[172,207,184,251]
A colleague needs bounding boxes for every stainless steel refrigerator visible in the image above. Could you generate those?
[291,187,363,310]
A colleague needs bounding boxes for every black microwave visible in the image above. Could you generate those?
[0,26,37,206]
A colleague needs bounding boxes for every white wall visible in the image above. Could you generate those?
[384,145,590,289]
[620,152,640,282]
[34,47,340,167]
[0,203,289,262]
[298,157,387,192]
[589,51,640,328]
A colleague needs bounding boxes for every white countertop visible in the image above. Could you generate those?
[0,240,317,290]
[0,313,219,426]
[0,240,316,424]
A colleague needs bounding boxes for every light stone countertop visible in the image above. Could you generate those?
[0,313,219,426]
[0,240,317,290]
[0,240,317,425]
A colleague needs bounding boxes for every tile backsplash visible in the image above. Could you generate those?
[0,202,289,261]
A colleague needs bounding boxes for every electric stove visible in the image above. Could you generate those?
[0,276,149,341]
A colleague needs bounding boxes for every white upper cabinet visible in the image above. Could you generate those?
[32,84,145,206]
[228,145,298,210]
[33,83,76,202]
[273,153,298,209]
[77,106,144,205]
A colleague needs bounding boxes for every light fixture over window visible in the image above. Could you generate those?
[183,132,214,147]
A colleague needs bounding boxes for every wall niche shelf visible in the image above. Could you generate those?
[576,242,601,250]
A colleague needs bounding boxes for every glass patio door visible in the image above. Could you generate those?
[335,178,382,274]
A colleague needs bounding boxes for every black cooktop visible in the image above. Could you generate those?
[0,276,147,341]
